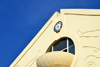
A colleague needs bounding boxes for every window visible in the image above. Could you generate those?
[49,38,75,54]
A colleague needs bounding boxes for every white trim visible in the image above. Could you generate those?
[52,46,54,52]
[69,45,73,48]
[61,48,67,51]
[67,38,69,52]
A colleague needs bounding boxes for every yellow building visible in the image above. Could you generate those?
[10,9,100,67]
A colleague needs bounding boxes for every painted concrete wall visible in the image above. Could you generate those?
[10,9,100,67]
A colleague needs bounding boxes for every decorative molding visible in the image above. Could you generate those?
[15,65,20,67]
[25,50,41,67]
[85,61,96,67]
[84,55,100,67]
[77,29,100,37]
[83,46,100,52]
[64,13,100,16]
[77,46,100,67]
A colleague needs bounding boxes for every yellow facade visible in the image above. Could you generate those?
[10,9,100,67]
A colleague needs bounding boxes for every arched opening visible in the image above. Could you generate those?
[36,38,75,67]
[49,38,75,54]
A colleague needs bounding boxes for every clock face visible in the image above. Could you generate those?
[54,21,63,32]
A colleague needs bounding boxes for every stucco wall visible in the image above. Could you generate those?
[10,9,100,67]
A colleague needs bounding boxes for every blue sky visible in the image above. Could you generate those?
[0,0,100,67]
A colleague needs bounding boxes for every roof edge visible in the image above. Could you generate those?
[60,9,100,15]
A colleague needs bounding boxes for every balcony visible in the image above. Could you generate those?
[36,51,74,67]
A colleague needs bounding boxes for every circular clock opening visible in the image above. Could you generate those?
[54,21,63,33]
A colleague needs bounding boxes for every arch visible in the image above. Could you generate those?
[47,38,75,54]
[46,31,80,67]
